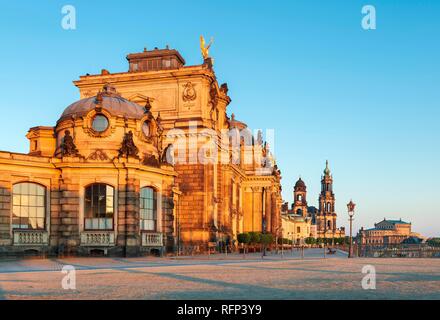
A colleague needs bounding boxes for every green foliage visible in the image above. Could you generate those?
[305,237,316,245]
[278,238,292,245]
[237,233,251,244]
[260,233,274,245]
[248,232,261,244]
[427,238,440,247]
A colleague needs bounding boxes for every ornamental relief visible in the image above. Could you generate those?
[182,82,197,102]
[87,149,110,161]
[82,109,116,138]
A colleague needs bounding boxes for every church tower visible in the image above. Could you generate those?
[293,178,308,217]
[317,161,337,237]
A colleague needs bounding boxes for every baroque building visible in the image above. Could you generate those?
[281,161,345,242]
[315,161,345,239]
[357,219,424,245]
[0,44,282,257]
[281,178,312,243]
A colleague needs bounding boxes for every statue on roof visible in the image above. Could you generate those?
[61,130,79,157]
[119,131,139,158]
[200,35,213,60]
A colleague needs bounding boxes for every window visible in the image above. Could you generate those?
[12,183,46,230]
[142,121,151,137]
[140,187,157,231]
[92,115,109,132]
[84,184,114,230]
[326,202,331,212]
[297,227,301,233]
[297,195,302,201]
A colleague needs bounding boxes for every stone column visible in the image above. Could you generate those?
[0,181,11,247]
[265,190,272,233]
[49,178,62,255]
[117,174,140,257]
[58,177,80,255]
[161,188,175,254]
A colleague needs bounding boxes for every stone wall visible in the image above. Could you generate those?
[117,176,140,257]
[58,178,81,255]
[0,182,11,247]
[175,163,206,243]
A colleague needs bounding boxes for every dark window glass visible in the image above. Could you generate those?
[84,183,114,230]
[140,187,157,231]
[92,115,109,132]
[12,183,46,230]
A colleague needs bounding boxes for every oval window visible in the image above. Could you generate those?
[142,121,150,137]
[92,115,109,132]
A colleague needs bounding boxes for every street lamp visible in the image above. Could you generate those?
[347,200,356,258]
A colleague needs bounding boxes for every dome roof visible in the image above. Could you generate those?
[294,178,306,191]
[229,113,248,130]
[59,84,145,122]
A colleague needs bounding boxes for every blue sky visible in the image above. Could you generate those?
[0,0,439,236]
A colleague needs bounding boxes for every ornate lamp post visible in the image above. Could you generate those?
[347,200,356,258]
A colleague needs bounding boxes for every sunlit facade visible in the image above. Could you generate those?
[0,46,282,257]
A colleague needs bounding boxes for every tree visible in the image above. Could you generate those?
[305,237,316,245]
[248,232,261,250]
[427,238,440,247]
[260,233,274,258]
[237,233,251,258]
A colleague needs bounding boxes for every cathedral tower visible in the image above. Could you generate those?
[293,178,308,217]
[317,161,337,237]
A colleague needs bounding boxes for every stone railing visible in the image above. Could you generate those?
[80,232,115,246]
[13,231,49,245]
[141,232,163,247]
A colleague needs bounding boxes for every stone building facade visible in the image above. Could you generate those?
[281,162,345,241]
[357,219,422,245]
[315,161,345,239]
[0,46,282,257]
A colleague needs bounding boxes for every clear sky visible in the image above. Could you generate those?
[0,0,439,236]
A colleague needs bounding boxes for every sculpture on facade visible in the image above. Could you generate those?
[144,97,153,114]
[142,153,160,167]
[118,131,139,158]
[200,35,213,60]
[161,143,175,165]
[182,82,197,102]
[60,130,79,157]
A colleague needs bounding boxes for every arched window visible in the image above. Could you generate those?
[84,184,114,230]
[326,202,331,212]
[297,195,302,201]
[12,183,46,230]
[327,220,331,229]
[296,209,303,216]
[140,187,157,231]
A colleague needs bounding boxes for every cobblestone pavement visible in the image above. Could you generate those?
[0,249,439,300]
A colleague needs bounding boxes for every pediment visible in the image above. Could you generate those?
[127,93,154,105]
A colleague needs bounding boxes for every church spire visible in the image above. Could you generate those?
[324,160,331,176]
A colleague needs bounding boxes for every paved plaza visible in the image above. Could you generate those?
[0,249,439,300]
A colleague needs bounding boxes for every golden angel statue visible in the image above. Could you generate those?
[200,35,213,60]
